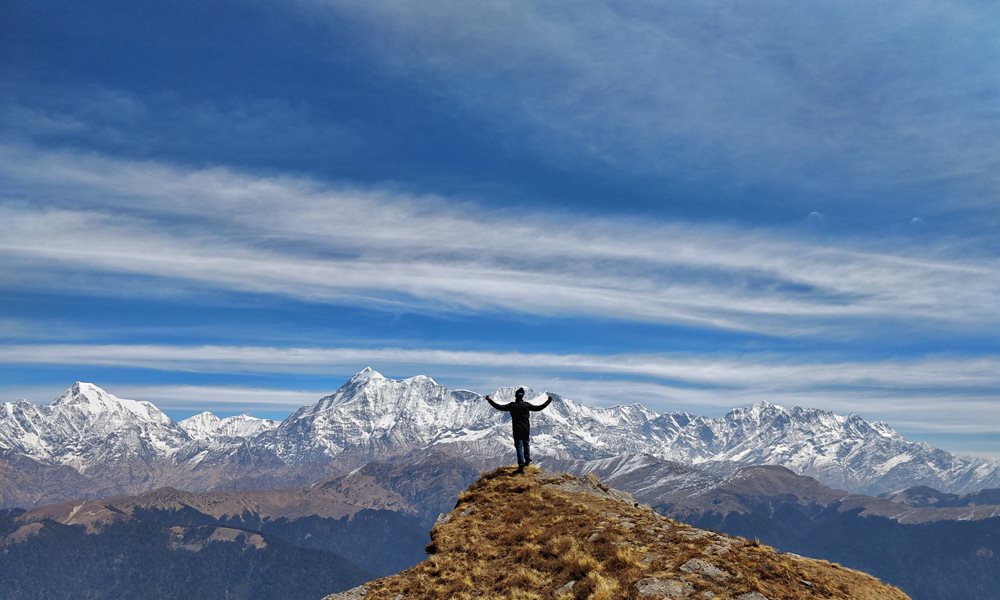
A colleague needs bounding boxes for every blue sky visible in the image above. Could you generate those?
[1,1,997,457]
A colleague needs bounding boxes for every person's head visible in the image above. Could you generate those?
[515,387,525,400]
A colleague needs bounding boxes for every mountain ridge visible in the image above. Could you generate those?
[1,370,996,509]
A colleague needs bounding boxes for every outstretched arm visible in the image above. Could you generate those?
[485,395,512,411]
[528,395,554,411]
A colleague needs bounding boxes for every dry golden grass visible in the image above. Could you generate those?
[327,466,910,600]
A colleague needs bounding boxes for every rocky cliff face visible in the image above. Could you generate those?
[325,467,910,600]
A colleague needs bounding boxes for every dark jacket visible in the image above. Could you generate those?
[488,396,552,440]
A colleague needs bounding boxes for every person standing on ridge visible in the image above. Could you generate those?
[485,387,553,474]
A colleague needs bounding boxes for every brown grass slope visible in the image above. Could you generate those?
[325,466,910,600]
[7,484,392,536]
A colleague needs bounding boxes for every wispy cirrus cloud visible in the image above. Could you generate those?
[1,343,994,395]
[315,0,999,213]
[2,1,995,461]
[2,144,995,339]
[0,88,362,170]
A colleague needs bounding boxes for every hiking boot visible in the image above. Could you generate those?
[524,459,532,466]
[514,466,525,474]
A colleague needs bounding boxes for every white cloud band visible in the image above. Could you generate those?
[2,144,996,338]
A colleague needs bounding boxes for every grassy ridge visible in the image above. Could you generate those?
[328,466,910,599]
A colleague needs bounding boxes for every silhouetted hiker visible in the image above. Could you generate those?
[485,387,553,474]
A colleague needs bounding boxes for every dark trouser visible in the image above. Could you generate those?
[514,437,530,466]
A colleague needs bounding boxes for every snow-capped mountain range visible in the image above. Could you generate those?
[1,369,997,508]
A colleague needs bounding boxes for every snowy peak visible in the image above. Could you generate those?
[271,369,495,462]
[0,383,191,471]
[52,381,105,405]
[349,366,385,383]
[870,419,899,438]
[346,367,440,388]
[51,382,173,427]
[179,411,222,433]
[313,368,459,414]
[52,381,120,408]
[722,400,790,425]
[714,401,895,448]
[179,411,279,442]
[214,413,277,439]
